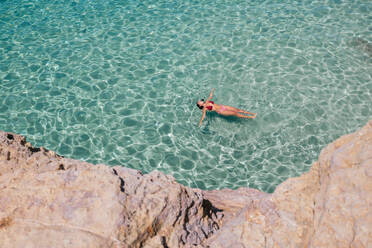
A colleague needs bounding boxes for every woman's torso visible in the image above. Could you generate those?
[207,101,225,111]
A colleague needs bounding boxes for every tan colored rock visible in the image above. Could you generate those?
[204,120,372,247]
[0,121,371,248]
[0,132,220,248]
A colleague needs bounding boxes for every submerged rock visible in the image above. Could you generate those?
[0,120,371,247]
[350,37,372,57]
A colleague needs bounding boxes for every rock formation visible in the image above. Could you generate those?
[0,120,371,247]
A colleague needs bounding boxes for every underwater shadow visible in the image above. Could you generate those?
[207,112,254,124]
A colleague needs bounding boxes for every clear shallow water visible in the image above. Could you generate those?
[0,0,371,192]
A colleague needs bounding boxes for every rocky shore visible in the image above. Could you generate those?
[0,121,371,247]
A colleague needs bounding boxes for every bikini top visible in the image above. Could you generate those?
[206,101,214,110]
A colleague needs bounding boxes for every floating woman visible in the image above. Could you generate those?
[196,88,257,127]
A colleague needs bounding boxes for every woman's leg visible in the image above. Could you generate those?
[234,113,256,118]
[224,105,256,115]
[217,110,236,116]
[218,110,256,119]
[237,109,256,115]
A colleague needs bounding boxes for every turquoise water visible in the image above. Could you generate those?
[0,0,371,192]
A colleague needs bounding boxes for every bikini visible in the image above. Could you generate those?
[206,101,227,111]
[208,101,227,112]
[206,101,214,110]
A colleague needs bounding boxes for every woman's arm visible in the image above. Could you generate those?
[199,107,207,127]
[206,88,215,103]
[199,88,215,127]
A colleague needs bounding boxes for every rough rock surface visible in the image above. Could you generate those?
[0,133,221,247]
[204,120,372,248]
[0,120,371,248]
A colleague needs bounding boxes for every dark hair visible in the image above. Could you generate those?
[196,99,205,109]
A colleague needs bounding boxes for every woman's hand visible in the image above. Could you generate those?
[207,88,215,101]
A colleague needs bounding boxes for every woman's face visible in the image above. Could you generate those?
[197,100,204,107]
